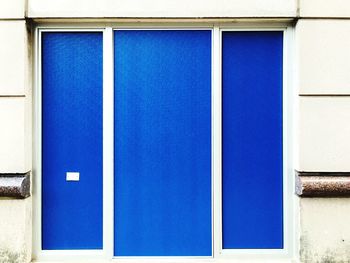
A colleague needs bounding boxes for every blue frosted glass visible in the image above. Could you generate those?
[222,31,284,249]
[114,30,212,256]
[42,32,103,250]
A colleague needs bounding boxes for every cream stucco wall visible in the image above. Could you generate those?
[296,15,350,262]
[300,0,350,18]
[297,97,350,172]
[0,198,32,263]
[0,2,32,263]
[28,0,297,18]
[300,198,350,263]
[0,0,25,19]
[0,21,28,96]
[297,20,350,95]
[0,97,31,174]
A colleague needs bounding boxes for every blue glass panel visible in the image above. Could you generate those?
[222,31,284,249]
[114,30,212,256]
[42,32,103,250]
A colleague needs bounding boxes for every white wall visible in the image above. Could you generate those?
[300,198,350,262]
[0,5,32,263]
[300,0,350,18]
[296,8,350,261]
[28,0,297,18]
[0,21,29,96]
[0,0,24,19]
[298,97,350,172]
[0,198,32,263]
[297,20,350,95]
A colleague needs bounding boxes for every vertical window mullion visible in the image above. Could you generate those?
[212,26,223,257]
[103,27,115,260]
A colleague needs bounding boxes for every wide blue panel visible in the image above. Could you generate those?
[222,31,283,249]
[114,30,212,256]
[42,32,103,249]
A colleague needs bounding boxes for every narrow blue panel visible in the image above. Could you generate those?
[114,30,212,256]
[42,32,103,250]
[222,31,283,249]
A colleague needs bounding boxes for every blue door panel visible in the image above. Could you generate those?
[42,32,103,250]
[222,31,284,249]
[114,30,212,256]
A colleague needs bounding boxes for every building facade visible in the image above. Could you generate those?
[0,0,350,262]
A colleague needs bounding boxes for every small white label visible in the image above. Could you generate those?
[66,172,80,181]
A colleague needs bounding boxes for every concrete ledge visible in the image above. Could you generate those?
[0,172,30,199]
[28,0,297,18]
[296,171,350,197]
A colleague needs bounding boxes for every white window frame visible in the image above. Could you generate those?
[33,23,296,263]
[33,27,114,261]
[213,26,296,261]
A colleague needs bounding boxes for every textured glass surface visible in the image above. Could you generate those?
[42,32,103,250]
[222,31,284,249]
[114,30,212,256]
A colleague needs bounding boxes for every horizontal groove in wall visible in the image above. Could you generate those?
[298,17,350,20]
[299,94,350,97]
[0,95,26,98]
[0,18,25,21]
